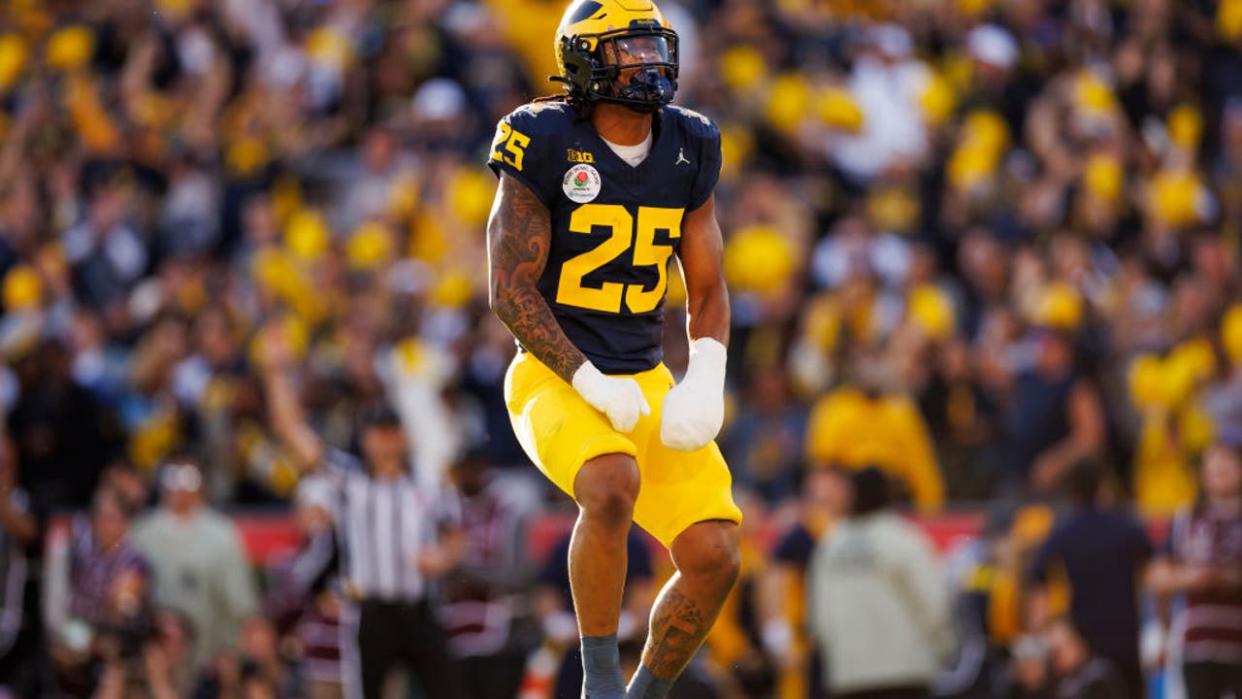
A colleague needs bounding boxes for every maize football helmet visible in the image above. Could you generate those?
[553,0,679,113]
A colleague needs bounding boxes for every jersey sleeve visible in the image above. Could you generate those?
[688,120,722,211]
[487,107,561,209]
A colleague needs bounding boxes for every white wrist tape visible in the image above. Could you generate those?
[659,338,728,451]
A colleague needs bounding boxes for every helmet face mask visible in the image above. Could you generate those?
[555,1,679,113]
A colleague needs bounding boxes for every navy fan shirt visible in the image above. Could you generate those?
[487,100,722,374]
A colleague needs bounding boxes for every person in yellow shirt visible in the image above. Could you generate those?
[805,360,945,511]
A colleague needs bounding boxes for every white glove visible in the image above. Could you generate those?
[660,337,727,451]
[572,361,650,433]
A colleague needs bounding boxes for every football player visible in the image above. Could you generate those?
[485,1,741,697]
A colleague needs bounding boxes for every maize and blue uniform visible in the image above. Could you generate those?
[488,100,741,547]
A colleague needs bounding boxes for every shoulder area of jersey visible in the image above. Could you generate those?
[501,100,576,133]
[664,105,719,140]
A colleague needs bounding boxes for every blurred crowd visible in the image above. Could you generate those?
[1,0,1242,696]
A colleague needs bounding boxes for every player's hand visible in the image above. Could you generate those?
[660,338,727,451]
[572,361,650,433]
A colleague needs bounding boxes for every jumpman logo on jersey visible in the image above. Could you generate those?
[676,148,691,166]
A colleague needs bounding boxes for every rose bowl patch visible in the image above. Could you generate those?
[563,164,602,203]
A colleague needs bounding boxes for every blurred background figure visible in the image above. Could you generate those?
[1006,634,1051,699]
[809,467,953,698]
[805,357,945,512]
[1027,462,1153,698]
[263,474,343,699]
[440,447,537,699]
[130,462,258,681]
[262,325,466,698]
[0,457,44,698]
[44,485,151,697]
[6,338,116,513]
[1148,443,1242,699]
[1043,618,1128,699]
[1001,329,1106,496]
[758,466,853,699]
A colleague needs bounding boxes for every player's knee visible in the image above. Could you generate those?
[675,521,741,588]
[574,454,639,527]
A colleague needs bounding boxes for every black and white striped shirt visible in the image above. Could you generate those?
[323,449,459,603]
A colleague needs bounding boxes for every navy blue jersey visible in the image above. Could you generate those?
[487,100,722,374]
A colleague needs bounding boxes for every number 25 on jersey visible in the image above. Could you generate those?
[491,124,530,171]
[557,204,683,315]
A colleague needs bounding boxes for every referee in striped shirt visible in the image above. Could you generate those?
[261,328,465,698]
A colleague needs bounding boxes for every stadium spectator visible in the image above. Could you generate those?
[263,475,344,699]
[0,458,45,697]
[1043,618,1128,699]
[261,325,466,698]
[758,466,852,698]
[804,355,945,511]
[231,617,297,699]
[721,364,808,504]
[44,485,151,697]
[1027,462,1153,698]
[915,339,1001,501]
[92,610,192,699]
[1148,442,1242,698]
[130,461,259,678]
[1006,634,1051,699]
[1205,307,1242,450]
[1000,327,1106,495]
[829,23,931,183]
[6,338,116,512]
[809,467,953,698]
[440,448,537,699]
[938,506,1021,699]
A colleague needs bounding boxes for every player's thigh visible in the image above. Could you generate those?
[505,352,637,497]
[632,380,742,547]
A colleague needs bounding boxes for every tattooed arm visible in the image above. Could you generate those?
[487,173,587,384]
[488,174,649,431]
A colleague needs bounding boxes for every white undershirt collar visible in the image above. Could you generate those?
[601,130,653,167]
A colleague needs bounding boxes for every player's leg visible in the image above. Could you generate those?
[628,520,740,699]
[570,452,641,698]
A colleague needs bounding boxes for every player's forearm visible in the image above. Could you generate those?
[487,175,588,384]
[686,279,730,346]
[490,285,587,383]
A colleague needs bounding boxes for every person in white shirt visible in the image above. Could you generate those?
[130,462,259,675]
[809,467,953,699]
